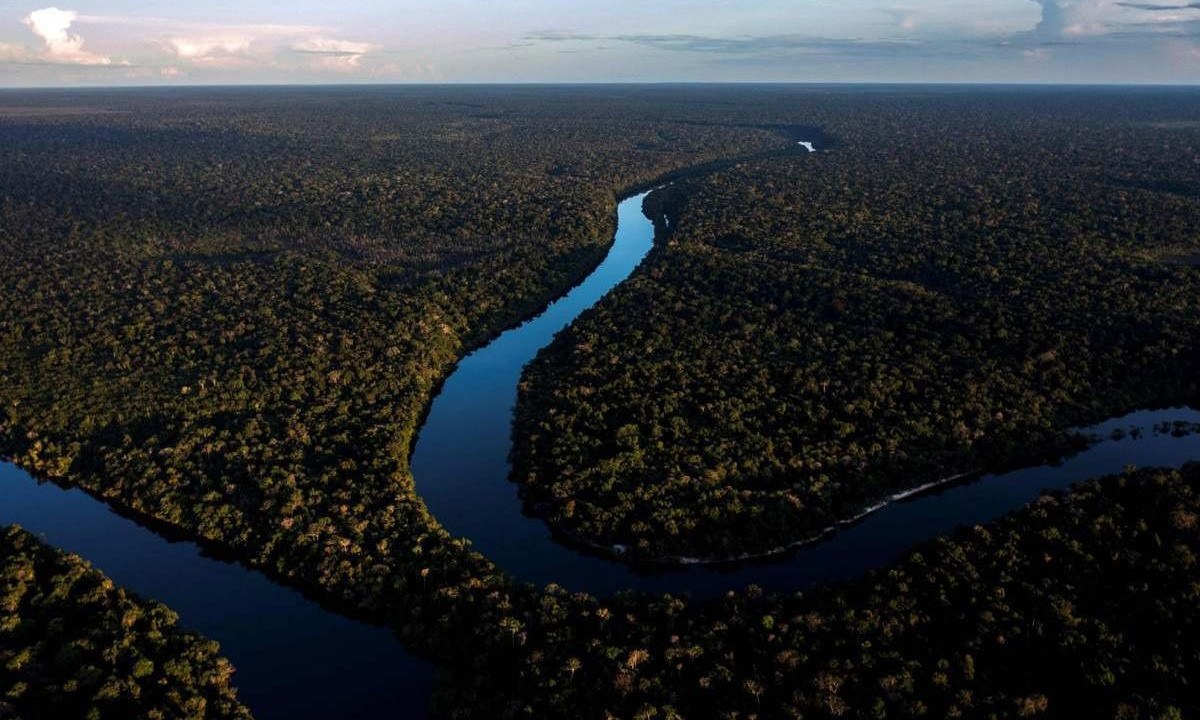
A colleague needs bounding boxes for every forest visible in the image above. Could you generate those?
[0,86,1198,718]
[0,525,251,719]
[514,89,1200,559]
[479,463,1200,719]
[0,85,781,563]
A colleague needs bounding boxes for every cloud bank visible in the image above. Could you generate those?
[5,7,113,65]
[0,1,1196,84]
[0,8,382,77]
[291,38,376,70]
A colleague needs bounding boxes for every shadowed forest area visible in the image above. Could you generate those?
[0,526,252,720]
[1,86,1199,718]
[515,89,1200,560]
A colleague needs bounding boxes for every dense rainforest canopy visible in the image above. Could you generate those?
[515,90,1200,559]
[0,86,786,565]
[506,463,1200,719]
[1,86,1199,718]
[0,525,251,720]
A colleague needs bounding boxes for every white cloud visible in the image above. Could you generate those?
[292,38,374,55]
[1,10,378,77]
[878,8,922,30]
[0,42,35,63]
[1061,1,1116,35]
[292,38,376,70]
[1024,0,1193,38]
[23,7,112,65]
[166,33,255,60]
[156,24,374,72]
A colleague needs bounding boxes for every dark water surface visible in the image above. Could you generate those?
[3,188,1198,719]
[411,192,1200,597]
[0,462,437,720]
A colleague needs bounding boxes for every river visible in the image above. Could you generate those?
[3,180,1198,719]
[0,461,437,720]
[410,191,1200,597]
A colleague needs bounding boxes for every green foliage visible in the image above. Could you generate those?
[515,91,1200,559]
[0,88,779,604]
[0,526,251,720]
[0,86,788,716]
[2,87,1200,719]
[526,464,1200,719]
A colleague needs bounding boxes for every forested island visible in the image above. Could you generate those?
[1,86,1199,718]
[0,526,251,719]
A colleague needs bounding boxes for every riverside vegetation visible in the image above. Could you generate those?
[515,89,1200,560]
[0,525,251,720]
[1,86,1199,717]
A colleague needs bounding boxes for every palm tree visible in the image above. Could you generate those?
[564,657,582,683]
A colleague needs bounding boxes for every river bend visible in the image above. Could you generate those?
[3,179,1199,719]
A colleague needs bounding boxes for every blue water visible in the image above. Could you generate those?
[412,190,662,590]
[412,191,1200,598]
[2,188,1198,720]
[0,466,436,720]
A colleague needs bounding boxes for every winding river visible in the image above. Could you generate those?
[410,191,1200,597]
[3,183,1199,719]
[0,462,437,720]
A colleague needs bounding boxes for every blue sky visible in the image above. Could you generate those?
[1,1,1197,86]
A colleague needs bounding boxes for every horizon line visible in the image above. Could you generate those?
[3,80,1200,91]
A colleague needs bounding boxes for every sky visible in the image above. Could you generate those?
[0,0,1197,86]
